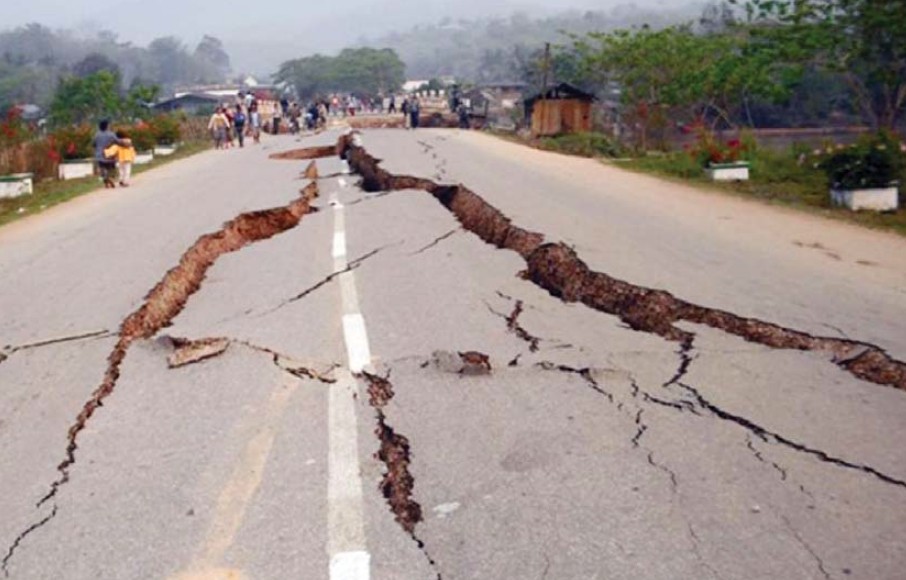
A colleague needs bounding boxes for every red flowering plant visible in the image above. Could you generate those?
[0,106,30,148]
[51,125,94,161]
[685,123,749,168]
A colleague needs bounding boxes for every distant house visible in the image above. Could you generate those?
[524,83,595,137]
[153,93,221,115]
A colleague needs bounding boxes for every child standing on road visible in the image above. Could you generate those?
[104,130,136,187]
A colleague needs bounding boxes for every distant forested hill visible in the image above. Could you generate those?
[0,24,232,109]
[360,5,704,82]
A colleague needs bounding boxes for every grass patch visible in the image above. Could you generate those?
[0,141,208,228]
[618,147,906,236]
[536,132,623,158]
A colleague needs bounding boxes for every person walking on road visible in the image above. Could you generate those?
[93,119,120,188]
[207,107,230,149]
[249,101,261,144]
[409,97,420,130]
[233,104,247,148]
[401,97,410,129]
[105,130,136,187]
[272,103,282,135]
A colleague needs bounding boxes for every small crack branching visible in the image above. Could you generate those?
[1,504,58,577]
[536,362,614,403]
[410,228,460,256]
[746,435,788,481]
[780,514,832,580]
[677,381,906,490]
[1,330,112,365]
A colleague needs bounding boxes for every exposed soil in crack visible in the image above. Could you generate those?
[4,180,321,569]
[362,371,442,578]
[505,300,540,353]
[340,135,906,392]
[269,145,340,160]
[363,371,421,533]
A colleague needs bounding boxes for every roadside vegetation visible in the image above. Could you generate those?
[0,127,208,227]
[510,0,906,234]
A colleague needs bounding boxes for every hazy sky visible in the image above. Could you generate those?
[8,0,662,73]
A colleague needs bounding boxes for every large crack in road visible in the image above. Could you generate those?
[336,133,906,496]
[2,165,323,575]
[338,134,906,391]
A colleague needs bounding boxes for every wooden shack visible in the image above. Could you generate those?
[524,83,595,137]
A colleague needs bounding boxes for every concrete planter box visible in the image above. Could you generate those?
[58,159,94,180]
[134,151,154,165]
[153,144,177,156]
[0,173,33,199]
[830,186,899,211]
[707,162,750,181]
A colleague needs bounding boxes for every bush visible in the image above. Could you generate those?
[125,123,156,152]
[149,114,181,145]
[0,107,30,148]
[816,132,906,190]
[538,132,622,157]
[52,125,94,160]
[686,128,751,167]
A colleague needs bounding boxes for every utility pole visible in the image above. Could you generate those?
[539,42,551,135]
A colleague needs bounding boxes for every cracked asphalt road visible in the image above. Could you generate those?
[1,128,905,579]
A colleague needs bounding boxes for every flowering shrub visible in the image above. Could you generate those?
[0,107,30,148]
[52,125,94,160]
[815,132,905,190]
[686,127,750,167]
[125,122,156,152]
[149,114,181,145]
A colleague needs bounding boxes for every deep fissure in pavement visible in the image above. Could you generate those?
[362,372,442,579]
[339,135,906,391]
[363,372,422,533]
[2,167,322,573]
[269,144,341,161]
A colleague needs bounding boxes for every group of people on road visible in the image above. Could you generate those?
[93,119,136,188]
[208,93,264,150]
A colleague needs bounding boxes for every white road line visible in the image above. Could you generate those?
[333,232,347,260]
[328,188,372,580]
[341,314,371,373]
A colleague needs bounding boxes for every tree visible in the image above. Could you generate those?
[49,71,121,125]
[194,35,230,79]
[734,0,906,129]
[574,25,782,131]
[276,48,405,100]
[73,52,121,79]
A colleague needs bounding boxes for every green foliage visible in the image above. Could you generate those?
[125,123,156,151]
[49,71,121,125]
[537,132,622,158]
[51,124,93,160]
[149,114,181,144]
[815,132,906,189]
[276,48,406,99]
[574,24,782,129]
[364,8,701,81]
[124,83,160,121]
[0,25,230,108]
[733,0,906,128]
